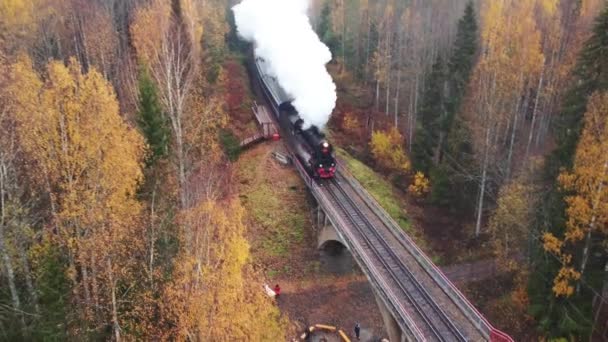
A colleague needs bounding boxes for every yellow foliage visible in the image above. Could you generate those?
[131,0,172,65]
[408,172,430,197]
[545,91,608,297]
[342,111,361,135]
[0,0,35,31]
[160,199,285,340]
[7,56,146,329]
[552,267,581,297]
[537,0,558,17]
[542,232,563,256]
[558,91,608,242]
[370,127,410,174]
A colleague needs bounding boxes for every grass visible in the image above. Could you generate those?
[219,128,241,161]
[335,148,433,254]
[236,146,308,259]
[337,148,412,232]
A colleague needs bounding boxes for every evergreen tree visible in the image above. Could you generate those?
[317,1,339,57]
[137,68,169,166]
[412,55,447,173]
[412,2,478,209]
[529,4,608,338]
[549,4,608,175]
[447,0,478,117]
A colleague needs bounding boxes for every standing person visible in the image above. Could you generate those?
[354,323,361,340]
[274,284,281,298]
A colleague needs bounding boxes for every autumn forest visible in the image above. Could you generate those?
[0,0,607,340]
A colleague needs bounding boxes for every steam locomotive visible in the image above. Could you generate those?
[253,55,336,179]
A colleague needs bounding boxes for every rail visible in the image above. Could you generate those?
[336,159,514,342]
[290,153,513,341]
[327,178,466,341]
[292,154,424,340]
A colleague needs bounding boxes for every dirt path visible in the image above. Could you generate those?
[441,258,500,284]
[276,274,385,341]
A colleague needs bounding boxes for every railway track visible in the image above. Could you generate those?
[324,175,468,341]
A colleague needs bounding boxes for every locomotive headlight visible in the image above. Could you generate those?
[322,142,329,148]
[319,164,323,168]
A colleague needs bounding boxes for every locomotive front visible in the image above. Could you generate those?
[315,140,336,178]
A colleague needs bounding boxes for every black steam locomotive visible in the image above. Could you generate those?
[253,56,336,179]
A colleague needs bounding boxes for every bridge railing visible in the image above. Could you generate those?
[336,159,513,342]
[292,156,424,341]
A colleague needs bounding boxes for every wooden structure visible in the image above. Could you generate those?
[239,102,279,149]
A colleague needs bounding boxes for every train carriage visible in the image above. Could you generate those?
[253,55,336,179]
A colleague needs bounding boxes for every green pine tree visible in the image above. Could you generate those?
[412,55,447,173]
[447,0,478,117]
[317,1,339,57]
[549,4,608,175]
[529,4,608,338]
[137,68,169,166]
[412,2,478,210]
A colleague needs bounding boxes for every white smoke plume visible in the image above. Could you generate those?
[232,0,336,129]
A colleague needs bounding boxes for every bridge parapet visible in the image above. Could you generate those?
[291,156,421,341]
[337,160,513,342]
[289,152,513,341]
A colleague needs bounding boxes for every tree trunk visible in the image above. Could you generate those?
[0,157,25,332]
[384,21,391,116]
[148,184,157,286]
[375,79,380,113]
[385,73,390,116]
[410,74,420,152]
[525,68,545,160]
[475,126,491,237]
[395,67,401,127]
[108,259,121,342]
[577,157,608,293]
[590,260,608,342]
[365,13,371,83]
[338,0,345,74]
[506,76,525,180]
[17,241,38,314]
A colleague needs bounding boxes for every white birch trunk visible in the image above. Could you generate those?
[525,68,545,160]
[0,157,24,331]
[475,126,491,237]
[108,259,121,342]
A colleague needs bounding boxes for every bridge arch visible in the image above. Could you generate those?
[317,223,346,250]
[318,239,347,255]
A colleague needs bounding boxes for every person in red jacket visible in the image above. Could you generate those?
[274,284,281,298]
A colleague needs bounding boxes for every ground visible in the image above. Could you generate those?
[234,142,385,341]
[462,275,539,340]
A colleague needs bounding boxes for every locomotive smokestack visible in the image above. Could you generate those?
[232,0,336,129]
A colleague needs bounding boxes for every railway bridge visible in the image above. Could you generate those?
[246,59,512,341]
[293,157,513,342]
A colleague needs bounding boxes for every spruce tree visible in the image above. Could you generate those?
[412,1,478,205]
[137,68,169,166]
[529,4,608,338]
[550,4,608,174]
[412,55,447,173]
[447,0,478,116]
[317,1,339,57]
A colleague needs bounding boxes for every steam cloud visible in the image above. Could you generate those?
[232,0,336,129]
